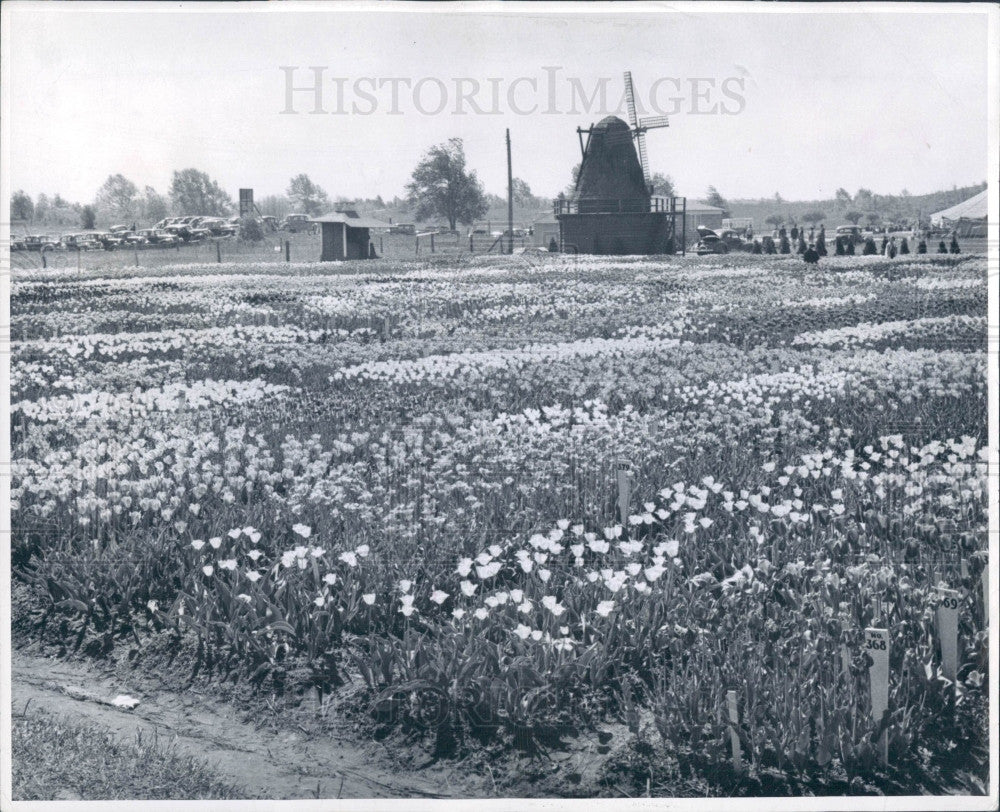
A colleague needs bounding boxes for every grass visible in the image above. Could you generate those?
[8,228,534,275]
[12,706,250,801]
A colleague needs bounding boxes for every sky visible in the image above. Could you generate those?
[4,2,993,206]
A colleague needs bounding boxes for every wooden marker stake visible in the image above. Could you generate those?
[840,644,852,682]
[726,690,742,774]
[935,587,960,682]
[865,627,890,765]
[616,461,631,526]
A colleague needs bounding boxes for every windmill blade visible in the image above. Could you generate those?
[639,115,670,130]
[636,131,651,186]
[623,71,639,130]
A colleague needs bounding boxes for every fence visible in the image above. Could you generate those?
[9,229,540,274]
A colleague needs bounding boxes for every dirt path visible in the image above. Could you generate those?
[11,650,479,800]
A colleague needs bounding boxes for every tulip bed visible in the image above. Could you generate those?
[11,251,990,795]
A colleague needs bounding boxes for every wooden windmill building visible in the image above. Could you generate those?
[555,72,686,255]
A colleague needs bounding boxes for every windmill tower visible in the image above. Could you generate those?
[556,71,682,254]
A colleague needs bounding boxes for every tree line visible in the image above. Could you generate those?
[10,140,539,233]
[728,183,987,230]
[17,140,974,234]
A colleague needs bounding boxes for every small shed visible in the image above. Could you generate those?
[311,210,388,261]
[532,214,560,249]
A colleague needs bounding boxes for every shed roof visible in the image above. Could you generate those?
[685,201,725,213]
[311,211,389,229]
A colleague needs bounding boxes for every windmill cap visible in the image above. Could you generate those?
[594,115,631,130]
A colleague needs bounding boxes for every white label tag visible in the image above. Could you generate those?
[864,627,889,720]
[616,461,631,525]
[865,626,890,765]
[935,587,960,682]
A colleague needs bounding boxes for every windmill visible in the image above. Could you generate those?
[574,72,669,196]
[557,71,683,255]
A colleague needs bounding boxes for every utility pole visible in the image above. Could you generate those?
[506,128,514,254]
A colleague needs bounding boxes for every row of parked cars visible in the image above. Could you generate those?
[11,215,245,251]
[12,213,346,251]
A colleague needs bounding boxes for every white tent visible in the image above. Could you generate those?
[930,190,987,227]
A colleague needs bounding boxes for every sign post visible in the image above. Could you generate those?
[935,587,960,682]
[726,690,742,774]
[865,627,890,765]
[616,461,631,526]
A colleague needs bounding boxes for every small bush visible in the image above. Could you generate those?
[239,216,264,243]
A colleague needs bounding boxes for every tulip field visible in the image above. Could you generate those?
[10,251,991,795]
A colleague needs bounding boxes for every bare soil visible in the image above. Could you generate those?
[11,650,480,800]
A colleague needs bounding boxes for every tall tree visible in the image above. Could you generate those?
[764,214,784,228]
[10,189,34,222]
[801,210,826,226]
[141,186,170,223]
[854,188,875,212]
[80,205,97,230]
[512,178,535,207]
[834,188,852,208]
[565,163,582,196]
[286,174,330,216]
[844,210,863,225]
[34,193,50,223]
[95,174,139,223]
[405,138,487,230]
[169,169,234,216]
[258,194,292,219]
[650,172,675,198]
[706,186,730,217]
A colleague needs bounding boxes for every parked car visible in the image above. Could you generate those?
[199,217,237,237]
[389,223,416,236]
[93,232,123,250]
[835,225,863,243]
[282,213,315,233]
[137,229,180,247]
[24,234,59,251]
[695,226,729,255]
[261,215,279,232]
[164,223,210,242]
[718,229,746,250]
[109,224,132,234]
[158,229,185,246]
[122,231,148,246]
[11,237,27,251]
[60,232,103,251]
